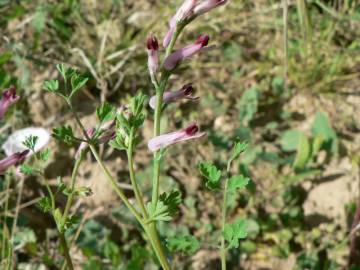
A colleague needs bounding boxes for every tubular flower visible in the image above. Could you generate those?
[148,123,206,152]
[0,86,20,118]
[149,83,198,109]
[0,150,29,174]
[147,35,159,77]
[163,34,210,70]
[194,0,227,15]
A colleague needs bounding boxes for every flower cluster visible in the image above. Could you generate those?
[146,0,227,152]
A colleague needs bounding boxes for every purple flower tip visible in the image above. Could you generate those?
[0,86,20,118]
[149,83,198,110]
[147,35,159,51]
[0,149,29,174]
[184,123,199,135]
[195,34,210,47]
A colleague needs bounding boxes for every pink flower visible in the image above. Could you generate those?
[163,34,210,70]
[148,123,206,152]
[149,83,198,109]
[0,150,29,174]
[0,86,20,118]
[194,0,227,15]
[147,35,159,77]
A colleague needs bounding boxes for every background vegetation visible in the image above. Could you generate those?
[0,0,359,269]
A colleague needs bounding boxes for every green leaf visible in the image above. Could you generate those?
[198,162,222,190]
[238,86,259,125]
[97,102,115,123]
[223,218,248,249]
[37,197,52,213]
[22,135,38,152]
[109,133,127,151]
[229,141,248,164]
[75,187,93,197]
[131,92,147,117]
[166,235,200,254]
[69,74,88,99]
[31,7,46,33]
[311,111,337,153]
[293,133,310,170]
[280,129,302,152]
[56,63,75,81]
[147,191,181,222]
[57,177,70,195]
[19,165,35,175]
[37,149,51,162]
[54,208,63,232]
[64,215,80,230]
[52,126,76,145]
[228,175,250,192]
[43,80,59,93]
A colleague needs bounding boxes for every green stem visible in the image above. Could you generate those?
[127,129,148,218]
[61,156,83,227]
[220,162,231,270]
[1,176,11,260]
[89,145,144,225]
[145,224,171,270]
[59,233,74,270]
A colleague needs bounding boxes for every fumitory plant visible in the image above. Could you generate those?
[37,0,252,269]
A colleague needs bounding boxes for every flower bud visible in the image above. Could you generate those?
[0,150,29,174]
[0,86,20,118]
[194,0,227,15]
[147,35,159,77]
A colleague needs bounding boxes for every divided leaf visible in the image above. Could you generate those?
[97,102,115,123]
[228,175,250,192]
[69,74,88,99]
[223,218,248,249]
[198,162,222,190]
[166,235,200,255]
[22,135,38,152]
[52,126,76,145]
[43,80,59,93]
[229,141,248,164]
[147,191,181,222]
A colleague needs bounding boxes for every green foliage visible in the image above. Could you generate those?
[311,111,337,153]
[166,235,200,254]
[19,165,35,175]
[229,141,248,164]
[37,197,52,213]
[239,86,259,125]
[43,79,59,93]
[52,125,76,145]
[198,162,222,190]
[293,132,310,170]
[280,129,302,152]
[37,149,50,162]
[228,175,250,192]
[22,135,38,152]
[96,102,115,124]
[69,73,88,99]
[147,190,181,222]
[223,218,248,249]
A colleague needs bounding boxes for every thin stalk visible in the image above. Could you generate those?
[145,224,171,270]
[9,177,25,268]
[61,157,83,226]
[220,162,231,270]
[1,176,11,261]
[59,233,74,270]
[282,0,288,92]
[127,129,148,218]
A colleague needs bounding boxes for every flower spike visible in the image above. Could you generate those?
[0,86,20,118]
[163,34,210,70]
[0,150,29,174]
[149,83,198,110]
[148,123,206,152]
